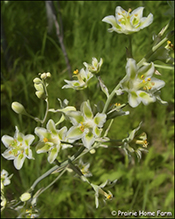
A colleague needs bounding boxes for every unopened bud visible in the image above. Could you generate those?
[33,77,42,84]
[20,192,31,202]
[11,102,27,115]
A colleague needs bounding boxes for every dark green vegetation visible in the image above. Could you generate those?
[1,1,174,218]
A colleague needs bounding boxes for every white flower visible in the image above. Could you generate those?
[102,6,153,35]
[66,101,107,149]
[35,119,72,164]
[83,57,103,74]
[62,68,93,90]
[91,179,117,208]
[120,58,165,108]
[1,169,13,186]
[77,159,92,177]
[122,122,148,160]
[1,127,35,170]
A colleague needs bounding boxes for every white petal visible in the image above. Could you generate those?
[137,62,154,78]
[1,135,14,148]
[46,119,57,134]
[126,58,137,79]
[131,7,144,19]
[149,77,165,92]
[14,153,25,170]
[48,146,60,163]
[139,13,153,29]
[115,6,127,18]
[128,91,141,108]
[34,127,47,140]
[23,134,35,146]
[81,101,93,119]
[94,113,106,127]
[2,149,15,160]
[67,126,84,140]
[82,132,95,149]
[137,90,156,105]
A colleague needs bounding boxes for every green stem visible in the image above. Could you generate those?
[102,83,122,114]
[41,97,49,125]
[142,62,174,70]
[128,35,133,58]
[33,168,67,200]
[137,36,168,68]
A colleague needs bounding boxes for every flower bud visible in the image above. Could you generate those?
[33,77,42,84]
[20,192,31,202]
[11,102,27,115]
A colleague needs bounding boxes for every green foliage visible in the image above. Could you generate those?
[1,1,174,218]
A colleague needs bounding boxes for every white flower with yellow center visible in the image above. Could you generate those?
[120,58,165,108]
[66,101,107,149]
[1,127,35,170]
[62,68,93,90]
[35,119,72,164]
[102,6,153,35]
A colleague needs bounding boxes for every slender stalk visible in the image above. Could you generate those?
[30,146,85,191]
[33,168,67,200]
[142,62,174,70]
[128,35,133,58]
[137,36,168,68]
[41,98,49,125]
[102,83,122,114]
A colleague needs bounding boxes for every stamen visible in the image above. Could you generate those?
[80,123,85,132]
[143,140,148,147]
[167,40,171,45]
[118,19,122,22]
[128,8,132,13]
[115,103,121,107]
[43,137,48,143]
[106,194,112,200]
[118,13,121,15]
[142,80,146,83]
[134,14,138,17]
[141,75,144,79]
[151,82,155,86]
[147,78,151,81]
[73,69,79,75]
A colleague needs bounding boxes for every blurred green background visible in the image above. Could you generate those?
[1,1,174,218]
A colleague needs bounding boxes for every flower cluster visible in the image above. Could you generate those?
[120,58,165,108]
[62,57,103,90]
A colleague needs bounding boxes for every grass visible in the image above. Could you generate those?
[1,1,174,218]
